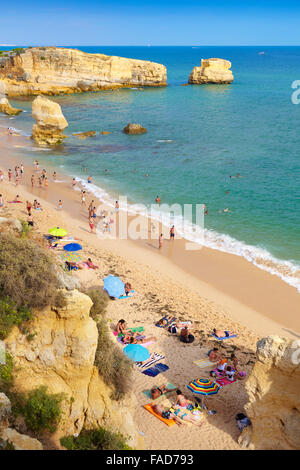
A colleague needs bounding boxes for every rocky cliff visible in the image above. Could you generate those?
[188,58,234,84]
[0,47,167,96]
[31,95,68,146]
[239,336,300,450]
[5,289,142,449]
[0,97,23,115]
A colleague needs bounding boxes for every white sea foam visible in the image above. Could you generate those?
[156,139,173,143]
[72,176,300,293]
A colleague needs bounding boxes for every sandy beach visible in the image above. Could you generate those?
[0,129,299,449]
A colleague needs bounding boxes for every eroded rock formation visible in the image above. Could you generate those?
[123,123,147,134]
[188,58,234,84]
[72,130,96,139]
[239,336,300,450]
[0,97,23,115]
[31,95,68,146]
[5,289,142,449]
[0,47,167,96]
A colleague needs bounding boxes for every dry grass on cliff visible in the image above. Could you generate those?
[0,233,64,310]
[85,288,132,400]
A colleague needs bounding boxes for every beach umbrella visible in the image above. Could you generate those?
[187,378,220,408]
[49,227,68,237]
[61,252,82,263]
[103,275,124,298]
[123,344,150,362]
[63,243,82,252]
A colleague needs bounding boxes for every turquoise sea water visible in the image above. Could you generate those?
[1,46,300,289]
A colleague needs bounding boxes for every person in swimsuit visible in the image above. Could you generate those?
[213,328,236,338]
[88,176,92,184]
[8,169,12,182]
[170,225,175,239]
[159,233,163,249]
[89,216,94,233]
[31,175,35,187]
[27,213,34,227]
[26,201,32,214]
[207,347,220,362]
[153,404,202,426]
[175,390,190,408]
[151,384,177,400]
[0,194,3,207]
[155,195,161,203]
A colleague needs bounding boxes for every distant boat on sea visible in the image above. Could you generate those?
[258,51,265,55]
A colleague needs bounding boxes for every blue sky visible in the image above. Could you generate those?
[1,1,300,46]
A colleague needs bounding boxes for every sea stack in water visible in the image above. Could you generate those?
[238,336,300,450]
[31,95,68,146]
[0,97,23,115]
[0,47,167,96]
[123,123,147,135]
[188,58,233,84]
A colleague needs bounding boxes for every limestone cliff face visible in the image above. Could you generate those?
[188,58,234,84]
[5,289,142,449]
[239,336,300,450]
[0,97,23,115]
[0,47,167,96]
[31,95,68,146]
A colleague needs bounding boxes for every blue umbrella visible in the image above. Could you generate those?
[63,243,82,252]
[123,344,150,362]
[103,275,124,298]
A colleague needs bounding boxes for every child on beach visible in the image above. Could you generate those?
[58,200,62,210]
[31,175,34,187]
[72,178,76,189]
[8,169,12,182]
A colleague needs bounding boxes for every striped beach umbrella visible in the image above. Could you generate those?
[187,378,220,409]
[61,252,82,263]
[49,227,68,237]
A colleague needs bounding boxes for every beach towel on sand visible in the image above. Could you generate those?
[143,403,176,427]
[119,290,135,299]
[216,377,237,387]
[135,353,165,370]
[142,363,169,377]
[193,359,215,369]
[155,316,176,328]
[212,334,237,341]
[143,383,177,400]
[117,336,154,348]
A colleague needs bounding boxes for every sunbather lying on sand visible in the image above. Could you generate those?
[213,328,236,338]
[128,335,156,345]
[151,384,177,400]
[153,404,203,427]
[84,258,99,269]
[156,315,174,327]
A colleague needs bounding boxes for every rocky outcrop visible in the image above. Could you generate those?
[0,47,167,96]
[123,123,147,134]
[5,289,142,449]
[0,97,23,115]
[0,393,43,450]
[31,95,68,146]
[239,336,300,450]
[72,131,96,139]
[188,58,233,84]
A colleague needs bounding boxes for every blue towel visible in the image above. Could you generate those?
[119,290,135,299]
[142,363,169,377]
[212,334,237,341]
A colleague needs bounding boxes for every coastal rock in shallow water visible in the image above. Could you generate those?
[188,58,233,84]
[0,97,23,115]
[239,336,300,450]
[123,123,147,134]
[31,95,68,146]
[72,130,96,139]
[0,47,167,96]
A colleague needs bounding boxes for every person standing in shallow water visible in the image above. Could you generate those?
[159,233,163,249]
[155,195,161,204]
[170,225,175,240]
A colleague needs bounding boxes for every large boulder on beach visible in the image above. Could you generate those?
[188,58,233,84]
[238,336,300,450]
[0,97,23,115]
[31,95,68,146]
[123,123,147,135]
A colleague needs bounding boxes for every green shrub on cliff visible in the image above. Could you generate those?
[0,297,32,340]
[22,386,64,433]
[0,234,63,310]
[60,426,132,450]
[0,352,14,392]
[85,288,132,400]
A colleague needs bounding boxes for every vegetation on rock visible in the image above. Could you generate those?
[86,288,132,400]
[60,426,132,450]
[0,297,32,340]
[21,386,64,433]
